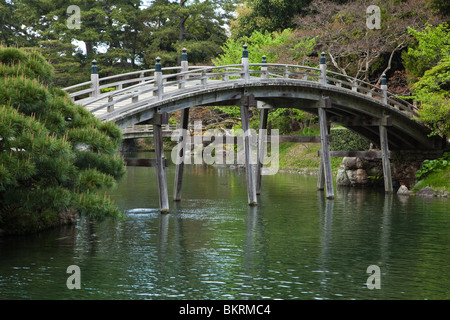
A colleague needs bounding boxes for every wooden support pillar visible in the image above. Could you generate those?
[256,108,269,195]
[318,124,331,191]
[154,113,169,213]
[379,124,393,194]
[318,97,334,199]
[173,49,190,201]
[317,155,325,191]
[241,104,257,206]
[173,108,190,201]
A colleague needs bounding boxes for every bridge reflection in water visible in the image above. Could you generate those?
[63,47,446,213]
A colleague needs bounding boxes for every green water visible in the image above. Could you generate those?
[1,159,449,300]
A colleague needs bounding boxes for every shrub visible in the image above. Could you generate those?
[415,152,450,179]
[329,127,371,151]
[0,47,126,235]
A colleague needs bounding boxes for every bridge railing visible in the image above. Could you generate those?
[122,124,177,135]
[324,70,417,116]
[63,64,207,102]
[85,64,246,115]
[250,63,322,81]
[63,47,418,120]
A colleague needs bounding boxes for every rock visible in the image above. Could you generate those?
[416,186,435,197]
[345,169,356,183]
[345,169,368,186]
[397,185,410,196]
[337,169,351,186]
[355,169,368,184]
[343,157,357,170]
[355,158,365,169]
[436,190,448,198]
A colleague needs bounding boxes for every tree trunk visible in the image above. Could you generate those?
[85,41,94,58]
[177,0,188,64]
[179,0,187,44]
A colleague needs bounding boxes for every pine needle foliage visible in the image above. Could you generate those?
[0,46,126,235]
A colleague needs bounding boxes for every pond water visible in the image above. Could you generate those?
[1,155,449,300]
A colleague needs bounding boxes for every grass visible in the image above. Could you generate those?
[412,166,450,193]
[278,142,342,173]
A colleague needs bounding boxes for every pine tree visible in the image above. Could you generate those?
[0,46,126,235]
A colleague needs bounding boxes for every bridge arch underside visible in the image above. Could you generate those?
[111,81,445,151]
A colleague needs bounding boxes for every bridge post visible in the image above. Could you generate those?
[379,120,393,194]
[381,74,388,104]
[256,55,269,195]
[241,97,257,206]
[320,52,327,85]
[91,60,100,97]
[318,97,334,200]
[241,44,250,82]
[317,149,325,191]
[241,44,256,204]
[154,57,163,100]
[107,96,114,113]
[261,55,268,79]
[379,75,393,193]
[173,110,190,201]
[174,49,190,201]
[256,108,269,195]
[154,113,170,213]
[179,48,188,89]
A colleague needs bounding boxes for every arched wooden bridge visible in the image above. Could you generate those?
[63,46,446,212]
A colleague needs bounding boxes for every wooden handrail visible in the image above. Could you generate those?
[63,62,417,117]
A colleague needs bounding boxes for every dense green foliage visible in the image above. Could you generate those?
[402,23,450,189]
[0,47,126,234]
[2,0,238,87]
[141,0,234,66]
[329,128,371,151]
[403,24,450,79]
[415,152,450,179]
[214,28,317,66]
[401,23,450,137]
[411,56,450,137]
[412,166,450,192]
[212,28,317,131]
[230,0,312,39]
